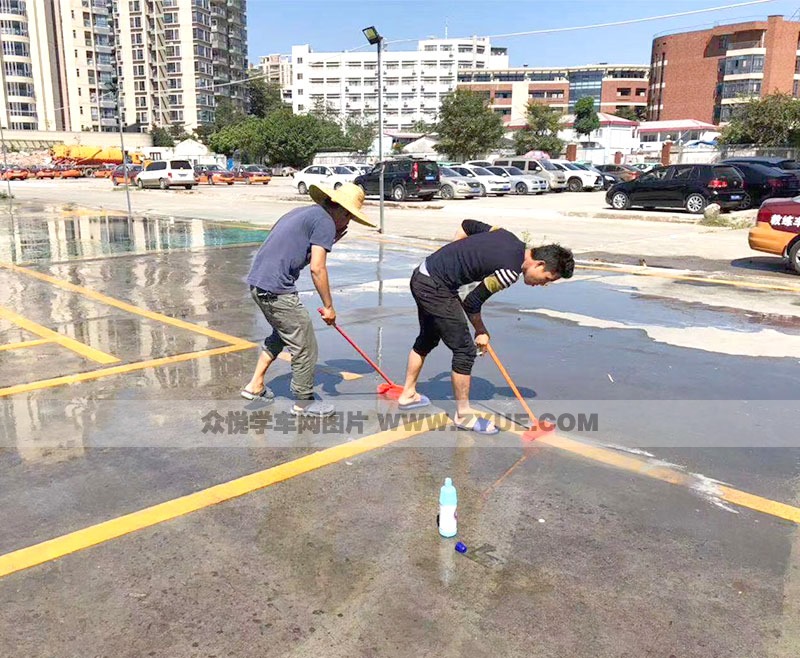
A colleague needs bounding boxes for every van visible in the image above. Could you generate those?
[136,159,196,190]
[493,157,567,192]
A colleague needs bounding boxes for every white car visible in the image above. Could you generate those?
[485,165,548,195]
[294,165,357,194]
[550,159,604,192]
[136,159,196,190]
[339,162,371,176]
[450,165,511,196]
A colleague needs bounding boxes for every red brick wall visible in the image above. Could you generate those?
[649,17,800,123]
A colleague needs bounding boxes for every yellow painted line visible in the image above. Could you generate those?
[276,351,363,381]
[503,426,800,524]
[0,412,450,579]
[579,263,800,294]
[0,261,251,348]
[0,338,51,352]
[0,343,253,398]
[0,305,119,365]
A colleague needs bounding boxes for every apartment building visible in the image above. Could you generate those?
[0,0,246,134]
[290,38,509,130]
[648,15,800,123]
[457,64,649,127]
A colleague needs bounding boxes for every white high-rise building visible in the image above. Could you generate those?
[290,38,509,130]
[0,0,247,134]
[256,53,291,102]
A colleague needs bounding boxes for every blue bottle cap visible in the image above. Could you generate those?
[455,542,467,554]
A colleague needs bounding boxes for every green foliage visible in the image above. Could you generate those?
[344,116,377,154]
[573,97,600,138]
[214,96,246,131]
[613,106,646,122]
[514,102,564,157]
[411,119,436,134]
[167,123,190,142]
[150,126,175,147]
[247,77,286,118]
[719,93,800,146]
[434,89,505,161]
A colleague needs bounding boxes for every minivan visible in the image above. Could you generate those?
[136,159,196,190]
[493,157,567,191]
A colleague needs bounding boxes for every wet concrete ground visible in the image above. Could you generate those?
[0,204,799,657]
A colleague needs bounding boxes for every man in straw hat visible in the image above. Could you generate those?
[242,182,375,417]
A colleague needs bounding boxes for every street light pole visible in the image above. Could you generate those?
[376,37,384,233]
[116,85,133,222]
[0,123,11,199]
[362,26,385,234]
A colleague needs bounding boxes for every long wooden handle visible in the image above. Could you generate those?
[318,308,396,386]
[486,343,536,425]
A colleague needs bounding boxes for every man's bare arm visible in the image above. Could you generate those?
[310,245,335,324]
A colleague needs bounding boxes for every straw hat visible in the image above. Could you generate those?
[309,182,376,228]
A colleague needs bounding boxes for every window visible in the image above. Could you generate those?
[133,65,145,76]
[670,166,695,181]
[617,88,631,96]
[296,57,302,64]
[636,88,647,97]
[132,49,144,61]
[424,45,437,51]
[167,45,180,57]
[297,73,303,80]
[725,54,765,75]
[164,12,177,23]
[2,41,28,57]
[130,16,141,28]
[721,79,761,99]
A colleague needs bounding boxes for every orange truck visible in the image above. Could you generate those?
[50,145,146,176]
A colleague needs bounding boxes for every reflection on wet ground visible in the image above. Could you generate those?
[0,206,268,264]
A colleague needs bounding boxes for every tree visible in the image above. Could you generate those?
[344,116,377,154]
[247,77,286,118]
[613,106,645,122]
[264,111,328,167]
[214,96,246,131]
[719,93,800,146]
[573,97,600,138]
[513,102,564,157]
[434,89,505,161]
[150,126,175,147]
[411,119,436,134]
[209,117,269,162]
[167,122,190,143]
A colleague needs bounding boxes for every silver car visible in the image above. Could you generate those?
[486,166,548,195]
[439,167,482,199]
[450,165,511,196]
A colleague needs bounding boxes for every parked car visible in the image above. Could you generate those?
[550,160,604,192]
[93,165,115,179]
[723,157,800,183]
[606,164,745,214]
[748,196,800,274]
[449,165,510,196]
[136,159,195,190]
[294,164,357,194]
[354,158,440,201]
[232,164,272,185]
[272,165,296,177]
[55,166,82,179]
[492,157,567,192]
[2,167,29,180]
[339,163,371,176]
[438,166,482,199]
[573,162,620,189]
[630,163,659,173]
[721,161,799,209]
[596,163,640,182]
[34,166,57,180]
[485,165,548,195]
[464,160,493,168]
[195,164,235,185]
[111,164,142,186]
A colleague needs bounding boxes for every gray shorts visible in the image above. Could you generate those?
[251,287,317,400]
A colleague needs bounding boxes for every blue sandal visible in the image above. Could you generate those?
[453,417,499,435]
[398,395,431,411]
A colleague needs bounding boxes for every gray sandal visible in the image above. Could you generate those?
[291,401,335,418]
[241,386,274,401]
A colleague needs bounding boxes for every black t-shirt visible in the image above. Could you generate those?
[425,219,526,313]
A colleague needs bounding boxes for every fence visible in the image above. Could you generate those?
[669,144,800,165]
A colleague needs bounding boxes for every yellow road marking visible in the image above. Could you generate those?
[0,343,253,398]
[579,263,800,294]
[0,338,51,352]
[0,261,251,348]
[0,305,119,364]
[502,426,800,524]
[0,413,450,579]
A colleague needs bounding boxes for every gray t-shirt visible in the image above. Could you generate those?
[247,205,336,294]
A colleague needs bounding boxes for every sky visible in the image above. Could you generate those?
[247,0,800,67]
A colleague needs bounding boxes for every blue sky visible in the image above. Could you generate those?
[247,0,799,66]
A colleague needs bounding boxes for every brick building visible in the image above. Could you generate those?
[456,64,649,127]
[648,15,800,124]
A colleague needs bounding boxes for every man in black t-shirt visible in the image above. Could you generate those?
[397,219,574,434]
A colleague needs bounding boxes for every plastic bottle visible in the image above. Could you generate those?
[438,477,458,538]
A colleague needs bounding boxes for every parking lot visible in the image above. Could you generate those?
[0,197,799,656]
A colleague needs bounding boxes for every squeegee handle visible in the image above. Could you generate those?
[317,308,395,386]
[486,343,537,426]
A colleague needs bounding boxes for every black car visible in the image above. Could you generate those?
[606,164,745,214]
[721,161,799,209]
[354,158,440,201]
[723,157,800,183]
